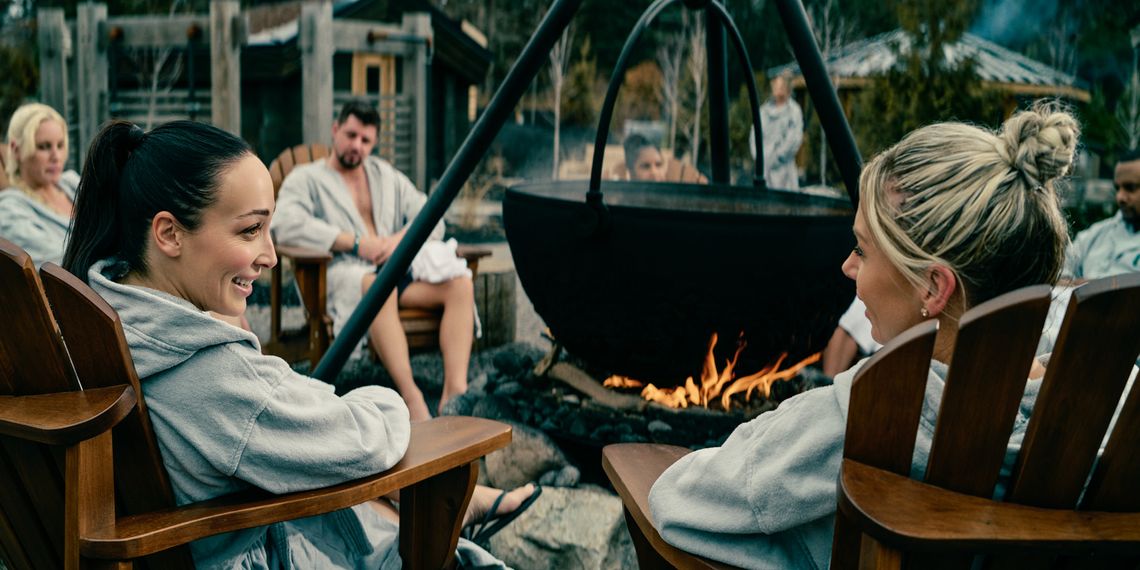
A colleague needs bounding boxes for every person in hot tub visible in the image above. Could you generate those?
[648,102,1128,568]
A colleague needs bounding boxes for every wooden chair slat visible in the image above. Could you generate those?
[0,506,37,570]
[844,320,939,474]
[268,160,285,196]
[1082,372,1140,512]
[0,239,76,395]
[39,263,186,566]
[832,320,938,570]
[292,144,313,165]
[0,441,61,569]
[311,144,329,160]
[1007,274,1140,509]
[924,285,1052,497]
[276,149,297,190]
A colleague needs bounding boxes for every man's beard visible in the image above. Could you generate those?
[337,152,363,170]
[1122,211,1137,231]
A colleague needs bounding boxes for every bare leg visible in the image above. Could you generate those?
[368,497,401,524]
[821,327,859,378]
[400,277,475,413]
[362,274,431,422]
[379,483,536,527]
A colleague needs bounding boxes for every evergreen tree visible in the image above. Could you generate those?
[852,0,1003,156]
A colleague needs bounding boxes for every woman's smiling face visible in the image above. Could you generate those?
[173,154,277,316]
[841,206,925,345]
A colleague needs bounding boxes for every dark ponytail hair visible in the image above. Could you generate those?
[63,120,251,282]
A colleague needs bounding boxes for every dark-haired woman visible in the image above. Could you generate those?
[64,120,531,569]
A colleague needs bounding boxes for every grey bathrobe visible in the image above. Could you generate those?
[271,157,445,340]
[0,170,79,266]
[650,360,1032,570]
[649,349,1137,569]
[88,260,507,569]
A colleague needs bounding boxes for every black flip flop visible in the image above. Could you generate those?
[464,484,543,548]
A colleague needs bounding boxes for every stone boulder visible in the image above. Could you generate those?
[487,485,636,570]
[482,420,580,490]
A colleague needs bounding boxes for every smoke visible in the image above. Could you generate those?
[969,0,1060,48]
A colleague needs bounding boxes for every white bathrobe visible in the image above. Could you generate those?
[271,157,446,340]
[0,170,80,266]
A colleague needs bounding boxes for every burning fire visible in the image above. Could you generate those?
[603,333,820,410]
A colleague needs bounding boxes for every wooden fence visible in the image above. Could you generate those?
[37,1,431,189]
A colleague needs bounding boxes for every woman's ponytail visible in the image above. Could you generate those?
[63,121,142,282]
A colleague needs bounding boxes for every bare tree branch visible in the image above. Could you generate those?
[686,11,706,166]
[548,23,574,179]
[657,33,685,155]
[1119,63,1140,151]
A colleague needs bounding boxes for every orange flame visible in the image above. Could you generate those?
[603,332,820,410]
[603,376,645,389]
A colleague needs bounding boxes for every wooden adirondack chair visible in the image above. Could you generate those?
[604,275,1140,569]
[263,143,491,364]
[0,237,512,569]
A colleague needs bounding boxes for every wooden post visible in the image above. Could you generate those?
[37,8,69,120]
[76,3,108,164]
[474,268,517,351]
[301,1,333,144]
[210,0,242,134]
[402,13,431,192]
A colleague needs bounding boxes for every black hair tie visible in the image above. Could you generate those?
[127,124,146,150]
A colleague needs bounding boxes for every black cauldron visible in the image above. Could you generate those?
[504,181,855,383]
[502,0,862,383]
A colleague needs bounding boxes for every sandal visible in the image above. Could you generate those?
[463,484,543,548]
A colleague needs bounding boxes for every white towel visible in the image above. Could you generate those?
[409,239,482,338]
[410,238,472,284]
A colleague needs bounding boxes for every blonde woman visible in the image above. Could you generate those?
[0,102,78,266]
[649,103,1083,568]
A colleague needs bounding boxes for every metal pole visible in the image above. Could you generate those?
[772,0,861,206]
[313,0,585,381]
[705,1,730,183]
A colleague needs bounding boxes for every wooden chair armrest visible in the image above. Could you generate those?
[81,416,511,560]
[602,443,736,569]
[275,244,333,264]
[839,459,1140,555]
[456,244,492,277]
[0,385,136,445]
[456,245,492,263]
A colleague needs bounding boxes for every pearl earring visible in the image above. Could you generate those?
[920,307,929,318]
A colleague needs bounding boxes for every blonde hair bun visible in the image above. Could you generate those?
[998,102,1079,187]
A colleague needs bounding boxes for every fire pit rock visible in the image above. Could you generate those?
[486,484,636,570]
[481,419,581,490]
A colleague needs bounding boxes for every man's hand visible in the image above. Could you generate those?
[358,230,406,264]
